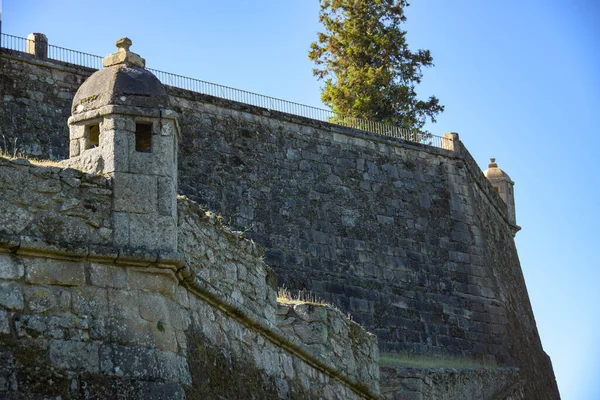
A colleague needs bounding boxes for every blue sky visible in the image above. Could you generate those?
[4,1,599,399]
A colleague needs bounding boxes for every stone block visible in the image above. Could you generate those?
[112,212,130,248]
[128,268,177,297]
[100,343,157,379]
[293,303,327,323]
[150,320,178,353]
[158,177,176,217]
[70,124,86,139]
[129,134,175,177]
[49,340,99,373]
[72,287,108,316]
[0,310,10,334]
[46,315,82,340]
[0,255,24,280]
[155,350,192,385]
[293,321,328,345]
[108,289,139,319]
[0,282,24,310]
[137,382,186,400]
[89,263,128,288]
[113,172,157,214]
[128,214,176,252]
[160,119,177,136]
[138,292,169,323]
[166,300,189,331]
[107,317,153,348]
[24,286,57,313]
[14,314,46,338]
[174,286,189,309]
[102,116,136,132]
[100,129,130,173]
[25,258,85,286]
[70,139,80,157]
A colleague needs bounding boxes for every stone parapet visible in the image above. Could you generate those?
[0,156,112,246]
[277,302,380,393]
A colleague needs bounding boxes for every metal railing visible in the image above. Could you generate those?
[0,33,27,52]
[47,43,103,70]
[1,33,103,69]
[1,32,446,149]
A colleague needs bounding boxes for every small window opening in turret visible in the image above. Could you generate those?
[85,124,100,149]
[135,122,152,152]
[493,186,499,192]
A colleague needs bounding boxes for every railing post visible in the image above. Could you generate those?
[442,132,459,152]
[26,33,48,59]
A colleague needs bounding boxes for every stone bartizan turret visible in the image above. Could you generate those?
[62,38,179,252]
[483,158,521,234]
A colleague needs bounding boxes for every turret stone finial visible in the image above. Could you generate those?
[489,158,497,168]
[116,37,132,52]
[102,37,145,68]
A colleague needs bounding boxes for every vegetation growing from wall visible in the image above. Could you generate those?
[379,353,498,369]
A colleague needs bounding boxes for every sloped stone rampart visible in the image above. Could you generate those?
[177,196,380,398]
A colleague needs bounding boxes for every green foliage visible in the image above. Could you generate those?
[309,0,444,131]
[380,353,498,369]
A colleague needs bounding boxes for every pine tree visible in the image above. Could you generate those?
[309,0,444,131]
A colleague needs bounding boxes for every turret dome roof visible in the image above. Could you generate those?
[483,158,513,182]
[72,38,169,114]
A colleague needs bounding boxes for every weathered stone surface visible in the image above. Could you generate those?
[293,321,328,345]
[89,263,128,288]
[127,214,177,251]
[127,268,177,297]
[100,343,158,379]
[0,159,112,245]
[25,258,86,286]
[276,302,379,390]
[72,287,109,315]
[24,286,57,313]
[0,282,24,310]
[0,255,24,280]
[49,339,99,373]
[0,310,10,334]
[107,289,140,319]
[294,303,328,322]
[113,172,157,214]
[178,198,278,323]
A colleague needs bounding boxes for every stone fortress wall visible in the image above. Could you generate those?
[0,146,379,399]
[0,42,559,399]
